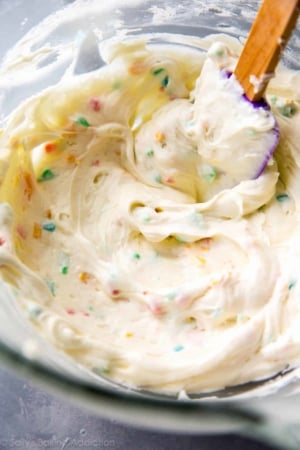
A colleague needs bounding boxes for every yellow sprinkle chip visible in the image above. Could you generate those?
[33,223,42,239]
[155,132,166,143]
[197,256,206,265]
[79,272,90,283]
[66,154,76,164]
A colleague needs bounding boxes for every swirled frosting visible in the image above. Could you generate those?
[0,35,300,394]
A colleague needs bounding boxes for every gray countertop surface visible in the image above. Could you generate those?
[0,366,276,450]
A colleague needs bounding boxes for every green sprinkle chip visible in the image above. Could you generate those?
[288,280,296,290]
[276,193,289,202]
[278,104,297,118]
[42,222,56,232]
[38,169,55,182]
[75,116,91,127]
[152,68,165,76]
[146,149,154,157]
[161,76,169,88]
[174,345,184,352]
[46,280,56,296]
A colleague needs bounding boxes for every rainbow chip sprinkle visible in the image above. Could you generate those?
[276,193,289,202]
[154,173,162,183]
[75,116,91,127]
[23,172,34,200]
[44,142,57,153]
[174,345,184,352]
[199,238,212,250]
[38,169,55,182]
[79,271,90,283]
[165,177,174,184]
[155,131,166,144]
[128,60,146,75]
[66,154,75,164]
[161,76,169,88]
[42,222,56,232]
[197,256,206,265]
[288,280,296,290]
[152,68,165,76]
[45,209,53,219]
[89,97,102,112]
[46,280,56,296]
[33,223,42,239]
[280,103,296,118]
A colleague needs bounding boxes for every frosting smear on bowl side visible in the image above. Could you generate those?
[0,33,300,394]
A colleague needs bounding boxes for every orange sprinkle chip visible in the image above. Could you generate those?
[23,172,34,201]
[45,142,57,153]
[45,209,52,219]
[155,131,166,143]
[186,316,196,323]
[128,60,146,75]
[79,272,91,284]
[33,223,42,239]
[66,154,76,164]
[125,332,133,338]
[66,154,80,165]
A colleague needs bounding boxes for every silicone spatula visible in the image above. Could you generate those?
[235,0,300,102]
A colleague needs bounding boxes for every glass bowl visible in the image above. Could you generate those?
[1,1,300,448]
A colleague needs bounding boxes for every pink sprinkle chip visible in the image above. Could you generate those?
[16,226,27,239]
[89,98,102,112]
[150,302,164,316]
[165,177,174,184]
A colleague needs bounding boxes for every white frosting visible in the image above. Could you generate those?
[0,27,300,394]
[249,72,275,95]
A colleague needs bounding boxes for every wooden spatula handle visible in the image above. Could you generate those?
[234,0,300,102]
